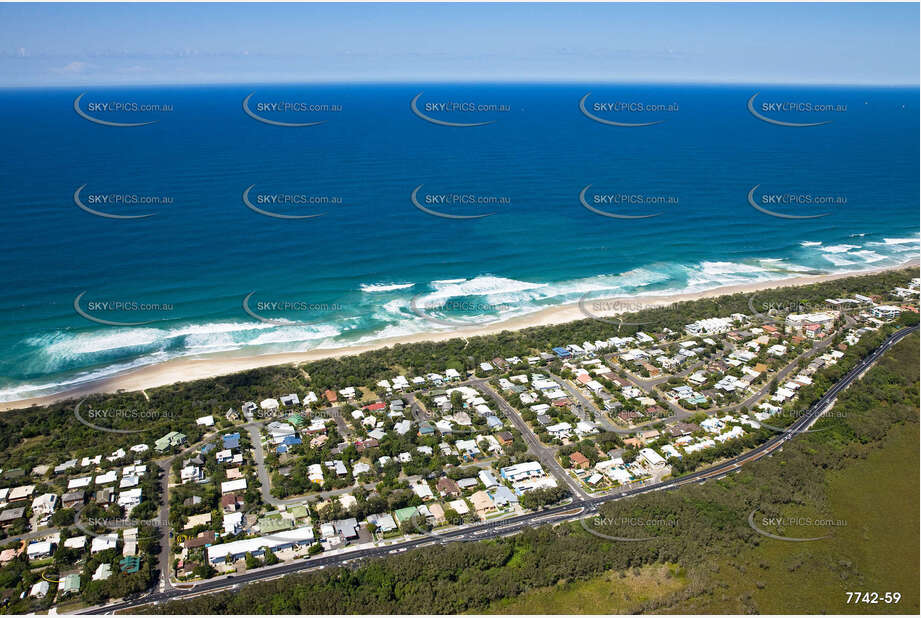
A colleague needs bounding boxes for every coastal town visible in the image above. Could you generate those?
[1,276,918,613]
[0,2,915,615]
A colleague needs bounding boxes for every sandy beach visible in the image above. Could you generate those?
[2,259,916,412]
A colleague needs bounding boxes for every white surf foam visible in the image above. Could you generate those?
[360,282,415,292]
[821,254,858,266]
[849,250,886,263]
[820,244,860,254]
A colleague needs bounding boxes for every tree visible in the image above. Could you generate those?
[520,487,568,510]
[443,507,463,526]
[263,548,279,566]
[193,563,216,580]
[50,508,75,527]
[244,552,262,570]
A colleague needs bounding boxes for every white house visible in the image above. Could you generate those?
[638,448,667,468]
[546,422,572,439]
[91,533,118,554]
[30,580,50,598]
[500,461,545,483]
[27,541,53,559]
[221,478,247,495]
[31,493,58,518]
[280,393,300,407]
[872,305,901,320]
[685,317,734,335]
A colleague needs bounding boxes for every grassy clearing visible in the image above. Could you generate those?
[657,421,919,615]
[481,421,918,615]
[484,563,686,614]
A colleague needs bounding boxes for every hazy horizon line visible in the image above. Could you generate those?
[2,78,918,90]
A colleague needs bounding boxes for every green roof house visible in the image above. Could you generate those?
[155,431,187,452]
[287,505,310,521]
[59,574,81,594]
[394,506,419,524]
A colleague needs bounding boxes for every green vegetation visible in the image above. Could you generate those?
[0,365,309,473]
[141,330,919,615]
[485,564,687,614]
[1,268,913,474]
[644,421,919,614]
[487,422,919,615]
[0,269,915,612]
[519,486,568,510]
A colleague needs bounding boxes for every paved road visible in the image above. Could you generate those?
[468,378,588,500]
[609,343,712,392]
[547,371,617,432]
[245,422,376,508]
[327,406,352,440]
[602,353,696,429]
[609,323,847,431]
[242,422,314,508]
[154,460,173,594]
[76,326,915,615]
[1,525,61,545]
[705,331,839,415]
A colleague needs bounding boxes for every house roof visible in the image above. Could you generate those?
[436,477,460,493]
[0,507,25,522]
[221,493,240,507]
[394,506,419,523]
[491,485,519,506]
[469,491,494,511]
[185,530,216,549]
[223,433,241,449]
[60,574,81,593]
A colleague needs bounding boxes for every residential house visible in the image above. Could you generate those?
[61,491,85,509]
[31,493,58,518]
[478,469,499,489]
[436,477,461,498]
[469,491,496,518]
[491,485,519,509]
[59,574,81,595]
[569,452,590,469]
[428,502,447,525]
[155,431,186,452]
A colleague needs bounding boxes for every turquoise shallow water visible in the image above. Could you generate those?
[0,83,917,401]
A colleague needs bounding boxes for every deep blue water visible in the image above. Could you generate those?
[0,83,917,401]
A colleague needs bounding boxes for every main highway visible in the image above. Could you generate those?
[77,325,915,615]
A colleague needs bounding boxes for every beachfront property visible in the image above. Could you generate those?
[784,311,838,337]
[872,305,902,320]
[155,431,187,452]
[684,316,740,335]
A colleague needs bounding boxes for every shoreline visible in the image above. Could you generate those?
[2,259,917,412]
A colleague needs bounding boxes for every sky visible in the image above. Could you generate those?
[0,2,918,86]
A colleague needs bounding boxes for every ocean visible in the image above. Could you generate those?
[0,83,917,402]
